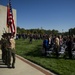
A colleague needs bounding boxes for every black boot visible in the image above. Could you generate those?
[12,63,15,68]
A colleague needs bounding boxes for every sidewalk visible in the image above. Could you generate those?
[0,50,55,75]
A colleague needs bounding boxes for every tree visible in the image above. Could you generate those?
[17,26,21,33]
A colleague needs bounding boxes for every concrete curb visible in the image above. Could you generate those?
[16,55,56,75]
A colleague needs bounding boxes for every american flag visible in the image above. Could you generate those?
[7,0,15,34]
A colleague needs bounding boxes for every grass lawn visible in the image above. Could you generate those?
[16,39,75,75]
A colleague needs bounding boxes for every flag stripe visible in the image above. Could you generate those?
[7,0,15,34]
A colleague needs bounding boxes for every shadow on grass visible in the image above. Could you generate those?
[25,44,65,59]
[25,45,42,57]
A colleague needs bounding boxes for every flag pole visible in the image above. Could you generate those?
[6,2,8,33]
[6,1,9,33]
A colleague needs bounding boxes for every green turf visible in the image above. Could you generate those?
[16,39,75,75]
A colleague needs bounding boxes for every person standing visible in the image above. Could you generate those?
[48,35,52,49]
[1,34,8,64]
[9,34,16,68]
[43,35,49,56]
[7,33,16,68]
[66,36,73,59]
[55,35,60,58]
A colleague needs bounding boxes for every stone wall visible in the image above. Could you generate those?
[0,5,16,39]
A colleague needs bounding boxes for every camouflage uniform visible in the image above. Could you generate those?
[6,33,16,68]
[6,38,11,68]
[1,35,8,64]
[9,36,16,68]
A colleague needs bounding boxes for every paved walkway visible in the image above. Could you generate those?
[0,50,55,75]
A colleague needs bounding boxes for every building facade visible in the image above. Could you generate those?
[0,5,17,39]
